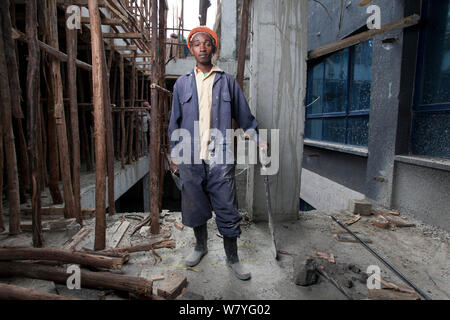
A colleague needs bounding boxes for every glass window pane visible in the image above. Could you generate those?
[323,49,348,113]
[417,0,450,105]
[412,112,450,159]
[323,118,346,144]
[305,119,323,140]
[347,116,369,146]
[350,40,373,111]
[306,62,324,115]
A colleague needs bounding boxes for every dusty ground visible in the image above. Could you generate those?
[0,208,448,300]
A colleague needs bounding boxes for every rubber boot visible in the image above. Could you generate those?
[185,224,208,267]
[223,236,251,280]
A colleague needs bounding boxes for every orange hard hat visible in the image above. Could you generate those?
[187,26,219,51]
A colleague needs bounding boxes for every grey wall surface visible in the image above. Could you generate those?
[392,163,450,231]
[308,0,405,50]
[303,146,367,194]
[248,0,308,222]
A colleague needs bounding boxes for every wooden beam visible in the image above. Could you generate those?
[81,17,122,25]
[103,32,143,39]
[12,28,93,71]
[111,45,138,51]
[88,0,107,251]
[308,14,420,60]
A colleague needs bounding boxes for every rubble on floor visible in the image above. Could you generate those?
[0,209,449,300]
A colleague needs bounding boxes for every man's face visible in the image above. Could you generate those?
[190,33,216,64]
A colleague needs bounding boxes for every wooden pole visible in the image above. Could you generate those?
[0,17,21,235]
[236,0,249,89]
[119,56,126,168]
[0,114,4,233]
[0,248,126,270]
[149,0,160,234]
[25,0,43,247]
[1,1,30,204]
[158,0,167,209]
[88,0,107,251]
[65,4,82,226]
[101,36,115,216]
[47,0,76,220]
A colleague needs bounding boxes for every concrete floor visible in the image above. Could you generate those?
[0,209,449,300]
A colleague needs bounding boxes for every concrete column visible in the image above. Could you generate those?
[247,0,308,222]
[143,173,149,212]
[364,2,405,207]
[220,0,237,60]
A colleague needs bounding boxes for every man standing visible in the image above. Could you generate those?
[168,27,266,281]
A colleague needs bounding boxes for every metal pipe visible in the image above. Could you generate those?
[331,216,431,300]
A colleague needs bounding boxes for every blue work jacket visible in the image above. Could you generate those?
[168,69,258,164]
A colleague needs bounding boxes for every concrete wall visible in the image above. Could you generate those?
[248,0,307,222]
[392,163,450,231]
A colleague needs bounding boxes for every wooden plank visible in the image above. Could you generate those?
[157,272,187,299]
[81,17,122,25]
[103,32,143,39]
[111,45,138,51]
[107,221,130,249]
[308,14,420,60]
[63,226,91,250]
[368,288,420,300]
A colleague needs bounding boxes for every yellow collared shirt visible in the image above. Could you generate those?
[195,64,222,160]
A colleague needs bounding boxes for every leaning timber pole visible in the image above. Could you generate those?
[65,3,82,225]
[47,0,76,220]
[0,13,21,235]
[88,0,107,250]
[25,0,43,247]
[236,0,250,89]
[149,0,160,234]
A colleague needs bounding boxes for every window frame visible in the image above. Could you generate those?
[305,42,372,146]
[409,0,450,159]
[413,0,450,113]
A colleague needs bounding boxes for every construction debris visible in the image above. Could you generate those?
[348,199,372,216]
[63,226,91,250]
[372,216,390,229]
[174,221,184,231]
[157,272,188,299]
[20,218,77,232]
[106,221,130,249]
[312,251,336,263]
[368,288,421,300]
[344,214,361,226]
[293,257,318,286]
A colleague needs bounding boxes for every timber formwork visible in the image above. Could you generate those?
[0,0,173,250]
